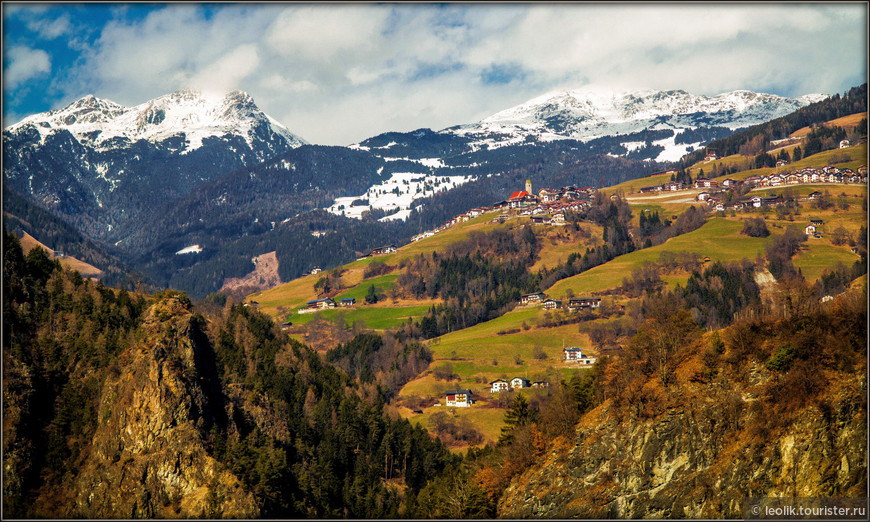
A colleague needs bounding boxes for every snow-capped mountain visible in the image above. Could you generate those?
[3,89,307,241]
[447,88,829,161]
[5,89,306,155]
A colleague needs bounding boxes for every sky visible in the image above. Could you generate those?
[2,2,867,146]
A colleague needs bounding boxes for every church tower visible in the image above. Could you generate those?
[525,179,532,194]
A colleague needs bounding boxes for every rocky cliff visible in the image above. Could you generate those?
[499,365,866,518]
[36,295,259,518]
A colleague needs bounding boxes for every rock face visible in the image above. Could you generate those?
[54,296,258,518]
[498,373,866,518]
[220,251,282,297]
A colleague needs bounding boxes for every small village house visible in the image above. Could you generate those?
[489,379,509,393]
[564,347,598,365]
[568,297,601,310]
[543,299,562,310]
[520,292,545,305]
[510,377,531,389]
[445,389,473,407]
[307,298,336,310]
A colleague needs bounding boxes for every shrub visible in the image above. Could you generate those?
[765,344,801,372]
[741,217,770,238]
[432,363,458,381]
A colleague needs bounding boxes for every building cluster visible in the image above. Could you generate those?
[639,164,868,196]
[520,292,602,311]
[297,296,356,314]
[488,377,549,394]
[411,179,598,242]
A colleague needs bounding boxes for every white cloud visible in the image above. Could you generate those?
[8,3,865,145]
[26,12,72,39]
[4,46,51,88]
[189,44,260,93]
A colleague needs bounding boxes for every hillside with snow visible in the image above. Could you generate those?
[447,88,829,161]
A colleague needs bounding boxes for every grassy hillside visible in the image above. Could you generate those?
[242,134,866,453]
[18,231,103,278]
[790,111,867,137]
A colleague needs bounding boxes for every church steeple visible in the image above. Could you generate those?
[525,179,532,194]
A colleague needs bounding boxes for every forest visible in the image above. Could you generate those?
[2,229,457,518]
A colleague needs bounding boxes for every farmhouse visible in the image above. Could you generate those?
[543,299,562,310]
[370,245,397,255]
[340,298,356,307]
[510,377,531,389]
[564,347,597,365]
[489,379,509,393]
[310,267,322,275]
[520,292,546,305]
[532,381,549,388]
[307,298,336,310]
[805,225,817,236]
[445,389,473,407]
[568,297,601,310]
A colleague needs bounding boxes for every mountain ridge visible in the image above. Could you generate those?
[445,88,829,160]
[5,89,307,153]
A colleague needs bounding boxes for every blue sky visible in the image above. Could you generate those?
[3,2,867,145]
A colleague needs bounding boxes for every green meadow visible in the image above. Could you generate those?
[283,304,431,330]
[547,217,774,298]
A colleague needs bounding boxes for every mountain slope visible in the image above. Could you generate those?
[447,88,828,161]
[5,89,306,155]
[2,89,306,242]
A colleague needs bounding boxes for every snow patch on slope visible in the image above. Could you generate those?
[326,171,474,221]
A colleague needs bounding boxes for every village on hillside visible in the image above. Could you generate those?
[637,163,868,212]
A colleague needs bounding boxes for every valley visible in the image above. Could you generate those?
[3,81,867,518]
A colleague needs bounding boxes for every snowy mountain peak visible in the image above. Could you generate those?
[5,89,307,152]
[449,87,830,160]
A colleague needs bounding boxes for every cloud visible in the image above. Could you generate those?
[5,3,866,145]
[4,46,51,88]
[26,12,72,39]
[189,44,260,93]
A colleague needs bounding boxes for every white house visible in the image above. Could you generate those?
[564,347,597,365]
[510,377,531,389]
[445,389,473,407]
[520,292,546,305]
[543,299,562,310]
[805,225,817,236]
[489,379,509,393]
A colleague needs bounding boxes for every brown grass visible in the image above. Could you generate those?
[790,112,867,138]
[18,231,103,277]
